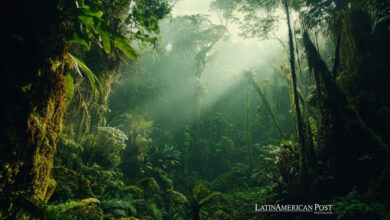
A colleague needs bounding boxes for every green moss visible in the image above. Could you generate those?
[45,198,103,220]
[63,198,103,220]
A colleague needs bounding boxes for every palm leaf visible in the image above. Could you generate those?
[97,24,111,54]
[98,23,137,59]
[166,189,189,205]
[68,5,103,19]
[114,36,138,60]
[198,192,221,207]
[69,53,103,95]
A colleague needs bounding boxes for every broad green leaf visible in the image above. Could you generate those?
[199,192,221,206]
[77,5,103,18]
[114,37,138,60]
[101,32,111,54]
[99,23,137,59]
[281,139,291,146]
[144,121,154,128]
[78,16,96,32]
[97,23,111,54]
[65,6,103,19]
[64,74,74,102]
[69,53,103,95]
[66,31,90,50]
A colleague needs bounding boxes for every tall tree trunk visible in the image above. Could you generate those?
[282,0,308,179]
[246,72,285,139]
[303,31,390,156]
[332,25,342,78]
[0,1,69,217]
[191,205,201,220]
[246,87,254,168]
[292,19,305,96]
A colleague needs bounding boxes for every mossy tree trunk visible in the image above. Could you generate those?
[0,0,70,217]
[246,72,285,139]
[246,87,254,168]
[282,0,310,199]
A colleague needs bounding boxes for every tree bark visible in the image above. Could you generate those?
[0,1,70,216]
[246,72,284,139]
[246,87,254,168]
[282,0,308,177]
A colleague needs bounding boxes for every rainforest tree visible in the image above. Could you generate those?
[1,0,390,219]
[0,0,170,217]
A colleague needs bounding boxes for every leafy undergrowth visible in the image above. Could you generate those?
[328,189,390,220]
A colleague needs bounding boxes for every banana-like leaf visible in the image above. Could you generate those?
[66,31,90,50]
[78,15,96,31]
[97,23,137,58]
[78,5,103,18]
[64,5,103,22]
[70,5,103,18]
[198,192,221,207]
[166,189,189,205]
[67,3,137,59]
[97,24,111,54]
[69,53,103,95]
[114,36,138,60]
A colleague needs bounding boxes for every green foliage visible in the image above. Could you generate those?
[136,177,161,193]
[211,136,235,173]
[308,116,318,147]
[45,200,79,220]
[209,163,252,192]
[55,136,83,170]
[98,26,111,54]
[166,184,221,220]
[110,113,153,147]
[127,0,171,34]
[166,189,189,205]
[330,189,390,220]
[101,199,137,218]
[123,185,144,199]
[212,209,233,220]
[79,164,125,199]
[82,127,128,168]
[191,184,210,203]
[51,166,94,202]
[113,36,138,60]
[63,198,103,220]
[63,1,139,60]
[143,144,181,189]
[114,113,157,180]
[146,202,164,220]
[69,53,103,95]
[203,187,268,220]
[148,144,181,170]
[45,198,102,220]
[29,1,390,220]
[215,136,234,155]
[249,141,300,198]
[210,0,280,39]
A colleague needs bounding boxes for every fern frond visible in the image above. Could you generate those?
[198,192,221,207]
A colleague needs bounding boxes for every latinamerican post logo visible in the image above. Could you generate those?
[255,203,333,215]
